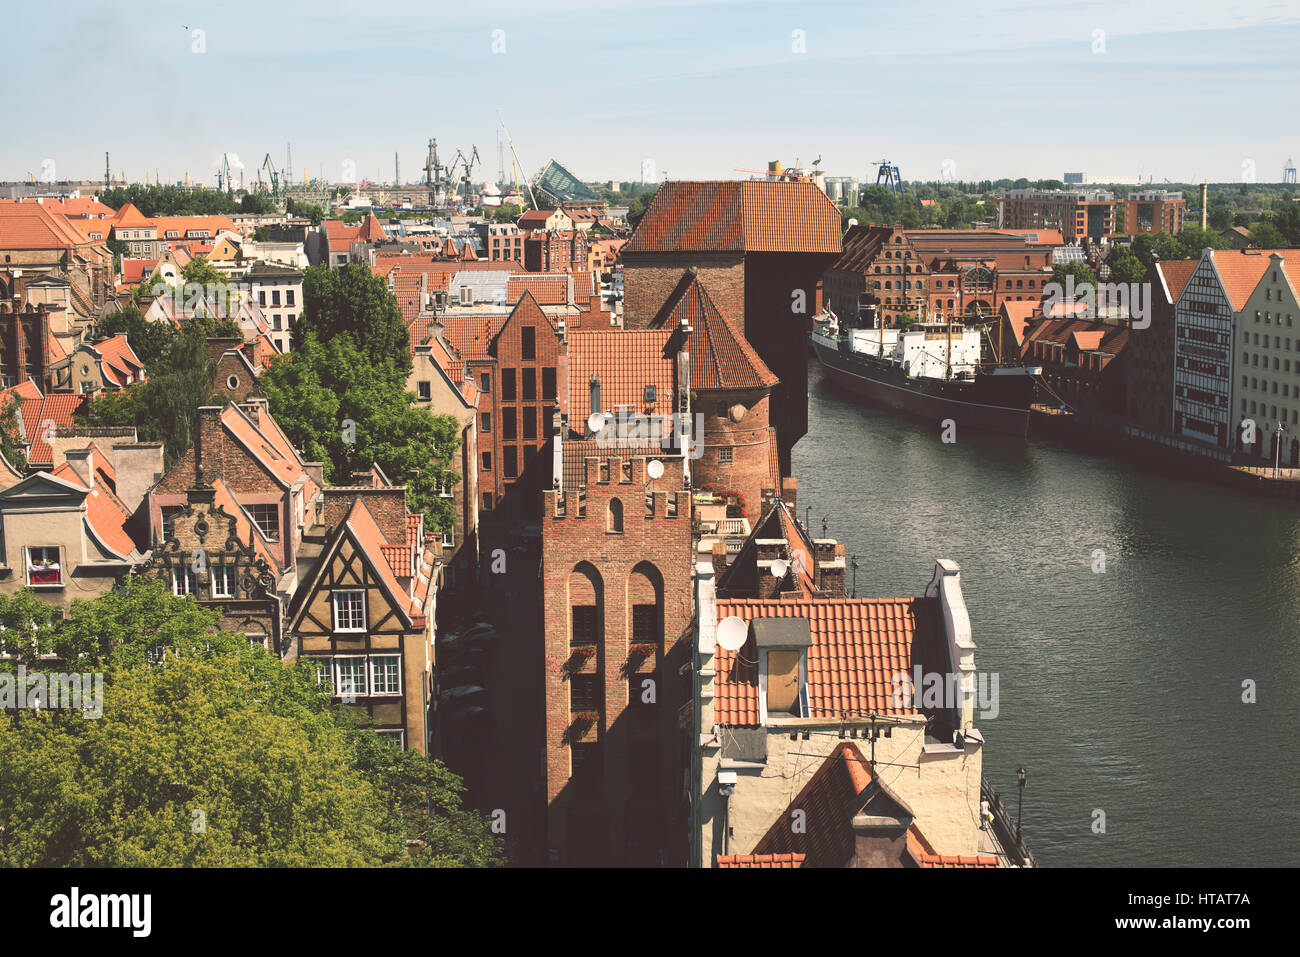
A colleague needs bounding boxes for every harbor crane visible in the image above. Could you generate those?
[873,159,903,200]
[257,153,281,199]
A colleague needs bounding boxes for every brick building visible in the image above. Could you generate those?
[825,224,1058,330]
[0,303,59,391]
[1124,258,1196,431]
[523,228,589,274]
[541,450,693,865]
[1121,190,1186,236]
[998,188,1117,242]
[621,180,842,475]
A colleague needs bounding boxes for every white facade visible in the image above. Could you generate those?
[851,326,983,379]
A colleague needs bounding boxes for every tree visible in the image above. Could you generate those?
[1106,245,1147,286]
[181,256,229,290]
[1132,232,1184,267]
[260,333,460,533]
[0,578,502,867]
[1248,221,1286,249]
[0,393,27,471]
[95,307,174,367]
[293,263,412,374]
[1175,225,1228,259]
[1050,261,1098,290]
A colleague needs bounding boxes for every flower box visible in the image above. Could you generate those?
[628,642,657,659]
[572,710,600,725]
[27,565,62,586]
[571,644,596,659]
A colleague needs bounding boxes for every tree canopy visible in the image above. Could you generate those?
[261,333,461,534]
[293,263,412,375]
[0,579,502,867]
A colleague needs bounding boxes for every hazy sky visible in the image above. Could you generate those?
[10,0,1300,187]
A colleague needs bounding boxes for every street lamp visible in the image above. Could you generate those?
[1274,421,1286,479]
[1016,767,1027,839]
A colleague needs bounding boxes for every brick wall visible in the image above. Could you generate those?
[322,486,409,542]
[540,453,693,864]
[622,253,745,328]
[692,388,772,510]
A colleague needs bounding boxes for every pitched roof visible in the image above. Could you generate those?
[4,386,87,466]
[340,498,425,626]
[1154,258,1197,304]
[717,853,806,869]
[49,461,137,559]
[713,597,942,727]
[567,327,676,424]
[1210,249,1300,310]
[111,203,152,227]
[0,201,98,250]
[623,181,841,255]
[653,271,778,390]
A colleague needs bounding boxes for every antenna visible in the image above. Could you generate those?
[716,616,748,652]
[770,558,790,579]
[646,459,664,480]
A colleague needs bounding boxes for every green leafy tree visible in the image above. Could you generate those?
[0,579,502,867]
[0,394,29,472]
[1050,261,1099,289]
[293,263,412,374]
[1106,245,1147,286]
[181,256,229,289]
[1175,225,1229,259]
[1247,221,1286,249]
[95,307,174,367]
[1132,232,1184,267]
[260,334,460,533]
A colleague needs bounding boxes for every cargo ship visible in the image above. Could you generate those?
[810,309,1042,435]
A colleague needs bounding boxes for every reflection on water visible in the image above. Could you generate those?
[794,364,1300,866]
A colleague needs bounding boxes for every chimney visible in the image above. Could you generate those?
[194,406,224,485]
[589,374,601,419]
[64,447,95,489]
[113,442,165,514]
[1200,183,1208,232]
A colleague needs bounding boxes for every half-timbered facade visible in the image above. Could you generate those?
[288,494,437,752]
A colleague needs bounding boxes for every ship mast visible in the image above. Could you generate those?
[946,310,953,381]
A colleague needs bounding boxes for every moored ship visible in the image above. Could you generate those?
[810,308,1042,435]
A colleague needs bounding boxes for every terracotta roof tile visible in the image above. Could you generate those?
[50,462,136,558]
[717,853,806,868]
[624,181,841,254]
[713,598,938,727]
[653,272,778,390]
[568,327,676,425]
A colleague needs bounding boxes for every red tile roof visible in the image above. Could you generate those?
[1210,249,1300,310]
[1155,259,1197,304]
[713,598,938,727]
[568,327,676,423]
[110,203,152,228]
[654,272,778,390]
[717,853,806,868]
[50,461,137,558]
[623,181,841,255]
[5,386,87,466]
[507,274,570,305]
[0,201,100,250]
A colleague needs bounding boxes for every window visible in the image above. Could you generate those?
[172,567,197,596]
[542,367,557,401]
[608,499,624,533]
[504,446,518,478]
[336,657,367,697]
[719,446,733,463]
[632,604,658,647]
[571,605,599,647]
[483,492,493,510]
[523,407,537,440]
[503,407,517,440]
[313,657,333,688]
[417,381,432,401]
[522,369,536,401]
[370,655,401,695]
[571,674,602,712]
[442,530,454,547]
[249,504,279,541]
[480,373,491,393]
[211,566,236,598]
[287,289,295,306]
[572,742,603,782]
[481,451,492,472]
[271,290,281,307]
[767,650,801,715]
[376,730,405,748]
[502,369,516,401]
[160,505,185,540]
[521,326,536,360]
[333,590,366,632]
[26,546,61,586]
[481,412,491,434]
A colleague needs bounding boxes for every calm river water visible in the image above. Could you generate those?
[793,362,1300,867]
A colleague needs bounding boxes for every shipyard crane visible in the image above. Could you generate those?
[497,114,537,211]
[872,159,903,200]
[258,152,281,200]
[216,153,234,197]
[448,146,481,205]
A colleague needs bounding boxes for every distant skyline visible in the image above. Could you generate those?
[9,0,1300,187]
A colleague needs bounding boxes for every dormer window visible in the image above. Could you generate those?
[754,618,811,721]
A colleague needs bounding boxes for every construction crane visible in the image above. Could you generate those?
[258,153,281,200]
[733,166,807,182]
[216,153,233,197]
[872,159,903,200]
[497,115,537,211]
[448,146,481,205]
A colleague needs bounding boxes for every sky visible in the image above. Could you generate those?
[9,0,1300,187]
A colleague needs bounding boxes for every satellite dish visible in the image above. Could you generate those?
[716,616,748,652]
[646,459,664,480]
[586,411,606,434]
[770,559,790,579]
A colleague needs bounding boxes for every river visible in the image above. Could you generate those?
[792,362,1300,867]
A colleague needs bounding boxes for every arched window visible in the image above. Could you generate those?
[608,498,623,533]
